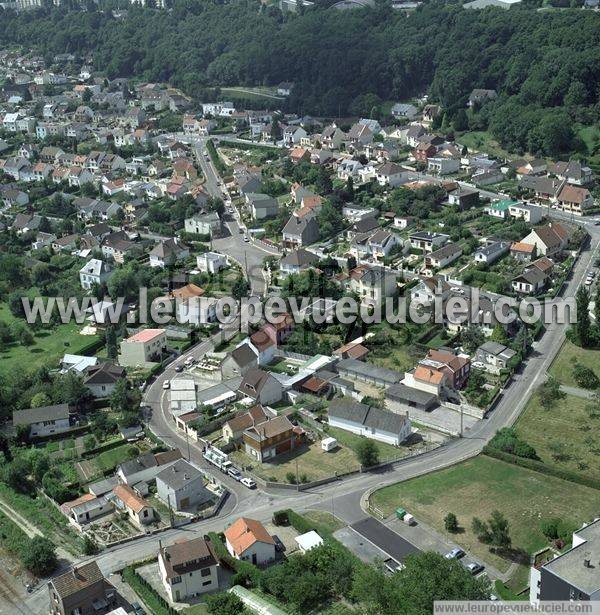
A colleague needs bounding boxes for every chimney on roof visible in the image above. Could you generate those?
[584,558,592,568]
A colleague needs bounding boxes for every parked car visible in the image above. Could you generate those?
[445,548,465,560]
[227,467,242,481]
[132,603,145,615]
[240,477,256,489]
[162,380,170,390]
[273,535,286,552]
[464,561,484,575]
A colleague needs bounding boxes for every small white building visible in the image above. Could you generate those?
[328,399,411,446]
[196,251,228,274]
[295,531,324,554]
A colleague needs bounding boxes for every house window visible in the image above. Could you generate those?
[171,576,181,584]
[201,568,211,577]
[143,509,148,517]
[202,580,212,586]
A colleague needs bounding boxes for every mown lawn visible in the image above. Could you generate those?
[326,426,406,462]
[457,130,511,159]
[370,456,600,576]
[515,392,600,483]
[303,510,346,533]
[0,303,99,375]
[549,340,600,389]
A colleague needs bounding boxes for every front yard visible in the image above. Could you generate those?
[231,439,360,483]
[515,392,600,483]
[369,456,600,585]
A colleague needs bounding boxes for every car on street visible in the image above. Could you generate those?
[174,364,183,373]
[445,548,465,560]
[464,561,484,575]
[244,235,250,242]
[227,467,242,481]
[162,380,170,389]
[240,477,256,489]
[184,356,196,367]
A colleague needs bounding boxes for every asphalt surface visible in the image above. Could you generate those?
[350,518,420,563]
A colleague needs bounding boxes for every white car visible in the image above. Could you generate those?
[162,380,170,389]
[240,477,256,489]
[243,235,250,243]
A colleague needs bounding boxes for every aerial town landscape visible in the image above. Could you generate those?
[0,0,598,613]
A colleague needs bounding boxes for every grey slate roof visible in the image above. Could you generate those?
[329,398,408,434]
[386,383,437,406]
[13,403,69,426]
[336,358,402,385]
[156,459,203,490]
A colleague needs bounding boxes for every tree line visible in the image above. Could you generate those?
[1,1,599,156]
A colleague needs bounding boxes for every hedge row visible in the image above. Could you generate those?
[207,531,263,586]
[206,139,229,176]
[78,337,106,356]
[483,446,600,490]
[122,566,177,615]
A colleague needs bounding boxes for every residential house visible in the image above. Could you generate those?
[428,156,460,176]
[473,240,510,265]
[467,89,497,107]
[409,231,449,253]
[156,459,211,511]
[548,160,594,186]
[337,158,364,181]
[414,141,437,163]
[112,484,155,527]
[485,199,518,219]
[282,213,320,248]
[425,242,463,271]
[79,258,113,290]
[376,162,410,187]
[1,188,28,208]
[510,241,536,262]
[102,233,137,264]
[556,184,595,215]
[238,368,283,405]
[222,404,269,443]
[61,494,113,528]
[184,212,221,237]
[391,103,418,120]
[320,124,345,150]
[279,248,320,275]
[224,517,276,566]
[83,362,125,399]
[243,414,300,462]
[249,329,276,365]
[345,123,373,147]
[246,193,279,220]
[475,341,516,374]
[447,186,480,209]
[116,449,183,486]
[159,537,220,603]
[197,251,228,274]
[149,238,189,268]
[263,313,294,346]
[13,404,70,438]
[512,258,552,295]
[336,358,403,387]
[508,202,544,224]
[521,222,569,257]
[410,276,451,305]
[421,349,471,389]
[48,562,118,615]
[347,266,397,306]
[118,329,167,366]
[221,343,259,379]
[328,398,411,446]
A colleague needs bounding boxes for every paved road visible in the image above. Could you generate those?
[191,137,279,295]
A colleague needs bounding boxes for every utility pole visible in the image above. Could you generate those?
[167,493,175,528]
[295,458,299,492]
[460,404,463,438]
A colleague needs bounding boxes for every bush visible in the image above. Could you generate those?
[286,472,297,484]
[122,566,177,615]
[488,428,539,460]
[444,512,459,533]
[272,510,289,526]
[21,536,57,576]
[355,439,379,468]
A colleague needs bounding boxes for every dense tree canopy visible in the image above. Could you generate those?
[0,1,599,156]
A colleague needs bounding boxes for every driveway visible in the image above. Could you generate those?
[350,518,420,563]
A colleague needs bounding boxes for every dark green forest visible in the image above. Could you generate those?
[1,0,600,155]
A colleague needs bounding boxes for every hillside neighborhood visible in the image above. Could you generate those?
[0,40,598,615]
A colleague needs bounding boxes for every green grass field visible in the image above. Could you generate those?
[549,340,600,389]
[515,392,599,483]
[458,131,511,159]
[370,456,600,577]
[0,303,99,375]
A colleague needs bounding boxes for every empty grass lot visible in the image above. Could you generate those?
[549,340,600,389]
[0,303,99,375]
[370,456,600,576]
[515,392,600,483]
